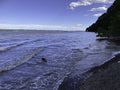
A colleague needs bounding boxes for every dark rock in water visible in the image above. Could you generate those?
[41,58,47,62]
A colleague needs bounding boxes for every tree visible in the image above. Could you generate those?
[109,12,120,36]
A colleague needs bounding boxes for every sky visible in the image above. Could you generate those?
[0,0,115,31]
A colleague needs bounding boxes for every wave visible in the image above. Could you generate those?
[0,47,44,72]
[0,39,46,72]
[0,43,26,52]
[0,38,44,53]
[0,40,31,53]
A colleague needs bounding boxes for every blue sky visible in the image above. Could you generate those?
[0,0,114,31]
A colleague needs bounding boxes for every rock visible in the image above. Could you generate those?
[41,58,47,62]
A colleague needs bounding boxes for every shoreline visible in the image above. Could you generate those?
[88,53,120,74]
[58,53,120,90]
[79,53,120,90]
[97,37,120,41]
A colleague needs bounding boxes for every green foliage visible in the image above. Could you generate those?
[109,12,120,36]
[86,0,120,37]
[97,27,105,37]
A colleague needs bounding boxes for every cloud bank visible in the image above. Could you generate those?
[0,24,83,31]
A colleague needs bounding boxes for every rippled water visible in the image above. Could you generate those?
[0,31,120,90]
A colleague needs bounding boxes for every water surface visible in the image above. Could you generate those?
[0,31,120,90]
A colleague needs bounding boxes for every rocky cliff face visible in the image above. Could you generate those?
[86,0,120,37]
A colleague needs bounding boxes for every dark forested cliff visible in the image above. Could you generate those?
[86,0,120,37]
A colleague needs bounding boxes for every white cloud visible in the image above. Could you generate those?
[69,1,91,10]
[90,6,107,11]
[69,0,114,10]
[0,24,83,31]
[94,13,103,17]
